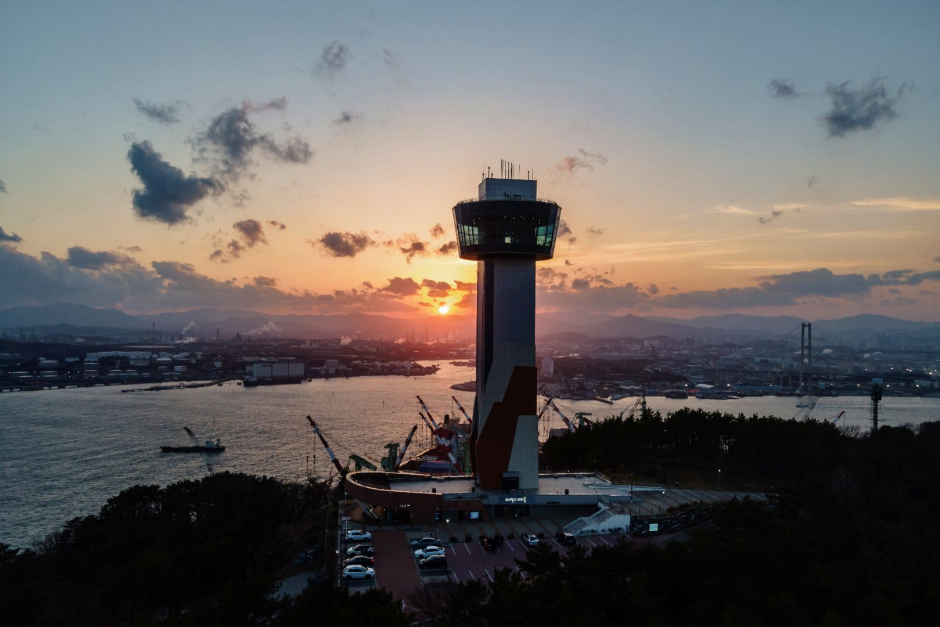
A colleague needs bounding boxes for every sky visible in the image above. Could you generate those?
[1,1,939,321]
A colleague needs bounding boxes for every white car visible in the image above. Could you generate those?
[521,533,539,547]
[342,565,375,580]
[414,546,445,559]
[345,530,372,542]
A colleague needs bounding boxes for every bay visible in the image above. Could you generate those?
[2,361,938,548]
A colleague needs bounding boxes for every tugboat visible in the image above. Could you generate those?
[161,426,225,453]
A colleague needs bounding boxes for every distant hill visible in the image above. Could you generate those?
[2,303,938,343]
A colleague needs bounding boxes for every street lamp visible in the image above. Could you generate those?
[717,468,722,490]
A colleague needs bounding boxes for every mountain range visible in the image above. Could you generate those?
[1,303,939,344]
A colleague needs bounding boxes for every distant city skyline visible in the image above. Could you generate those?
[1,1,939,320]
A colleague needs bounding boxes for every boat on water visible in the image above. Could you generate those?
[160,427,225,453]
[664,390,689,399]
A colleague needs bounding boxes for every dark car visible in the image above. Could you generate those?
[409,537,439,549]
[418,554,448,570]
[343,555,374,567]
[481,537,497,552]
[561,533,576,546]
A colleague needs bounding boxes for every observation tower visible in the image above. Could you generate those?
[452,162,561,490]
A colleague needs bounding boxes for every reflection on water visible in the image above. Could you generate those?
[2,361,938,547]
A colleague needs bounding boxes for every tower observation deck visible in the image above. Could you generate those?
[452,170,561,490]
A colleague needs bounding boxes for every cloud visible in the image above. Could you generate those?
[0,244,426,314]
[189,99,313,183]
[537,267,567,288]
[578,148,608,165]
[556,219,576,244]
[768,79,801,99]
[0,226,23,243]
[430,223,446,238]
[556,149,607,177]
[332,110,364,125]
[808,176,820,188]
[314,41,349,80]
[232,219,267,247]
[712,205,757,216]
[758,207,801,224]
[850,197,940,211]
[267,220,287,230]
[587,226,605,237]
[132,98,184,125]
[436,241,458,255]
[381,276,421,297]
[395,234,430,263]
[383,48,403,70]
[822,78,911,138]
[65,246,134,270]
[421,279,452,298]
[127,140,222,225]
[121,245,143,253]
[0,180,6,193]
[313,231,375,258]
[253,276,277,287]
[647,283,659,295]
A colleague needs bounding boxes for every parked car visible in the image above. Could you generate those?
[343,555,374,567]
[414,546,445,559]
[409,536,439,549]
[561,533,576,546]
[521,533,540,547]
[345,530,372,542]
[418,554,448,570]
[346,544,375,557]
[342,565,375,580]
[481,537,497,552]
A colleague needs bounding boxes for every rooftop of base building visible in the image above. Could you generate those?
[381,471,667,506]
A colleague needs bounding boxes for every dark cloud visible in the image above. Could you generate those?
[121,245,143,253]
[0,180,6,193]
[808,176,820,188]
[758,268,871,296]
[647,283,659,295]
[33,124,51,133]
[571,278,590,291]
[209,239,245,263]
[315,41,349,80]
[395,234,430,263]
[267,220,287,230]
[758,207,801,224]
[556,156,592,176]
[383,48,403,70]
[564,259,573,266]
[436,241,458,256]
[587,226,605,237]
[0,244,423,314]
[232,219,267,247]
[882,269,913,280]
[556,219,576,244]
[0,226,23,243]
[537,267,567,288]
[189,99,313,183]
[768,79,801,99]
[430,223,446,238]
[332,110,364,125]
[578,148,608,165]
[381,276,421,297]
[127,141,222,225]
[421,279,452,298]
[822,78,911,138]
[313,231,375,258]
[65,246,134,270]
[132,98,184,125]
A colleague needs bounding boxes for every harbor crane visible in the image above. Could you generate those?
[393,424,418,470]
[451,396,473,426]
[418,410,460,471]
[306,415,345,475]
[548,399,576,432]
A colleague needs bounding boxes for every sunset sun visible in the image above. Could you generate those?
[438,305,449,315]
